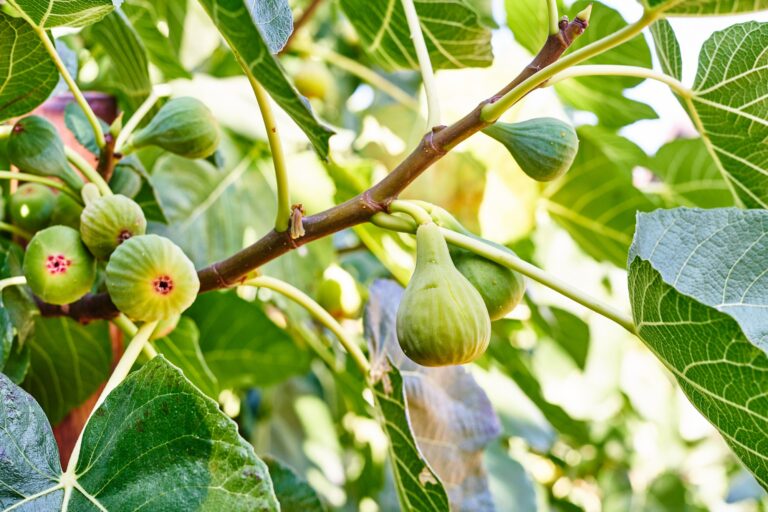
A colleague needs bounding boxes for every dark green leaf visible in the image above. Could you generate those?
[264,456,327,512]
[629,207,768,488]
[339,0,493,70]
[6,0,114,28]
[505,0,564,54]
[528,301,590,370]
[24,317,111,425]
[186,292,311,389]
[650,19,682,81]
[64,101,109,154]
[0,371,63,510]
[151,317,219,398]
[2,342,30,384]
[197,0,333,159]
[0,14,58,122]
[122,0,190,79]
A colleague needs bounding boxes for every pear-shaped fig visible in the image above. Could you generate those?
[106,234,200,321]
[396,223,491,366]
[294,61,334,100]
[10,183,55,233]
[23,226,96,305]
[482,117,578,182]
[129,97,220,159]
[51,192,84,230]
[8,116,84,191]
[453,251,525,321]
[80,194,146,259]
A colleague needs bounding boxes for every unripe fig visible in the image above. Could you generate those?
[151,314,180,340]
[396,223,491,366]
[23,226,96,305]
[51,193,84,230]
[10,183,55,233]
[317,264,362,318]
[482,117,578,182]
[294,61,334,100]
[80,194,147,259]
[453,251,525,321]
[129,97,220,159]
[106,234,200,321]
[8,116,84,191]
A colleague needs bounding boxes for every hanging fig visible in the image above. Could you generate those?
[482,117,578,182]
[9,183,55,233]
[452,250,525,321]
[317,264,362,318]
[51,192,84,230]
[23,226,96,305]
[294,61,334,100]
[80,194,147,259]
[7,116,84,191]
[396,223,491,366]
[128,97,220,159]
[106,234,200,321]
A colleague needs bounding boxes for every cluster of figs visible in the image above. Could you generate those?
[397,117,578,367]
[5,97,220,322]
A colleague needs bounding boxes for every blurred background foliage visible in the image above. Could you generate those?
[10,0,768,509]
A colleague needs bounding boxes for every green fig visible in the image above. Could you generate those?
[23,226,96,305]
[453,251,525,321]
[294,61,334,100]
[317,264,362,318]
[129,97,220,159]
[396,223,491,366]
[106,234,200,322]
[80,194,147,259]
[482,117,578,182]
[8,116,84,191]
[9,183,55,233]
[51,192,84,230]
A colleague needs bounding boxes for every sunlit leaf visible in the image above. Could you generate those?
[644,0,768,16]
[650,19,682,81]
[6,0,115,28]
[122,0,190,79]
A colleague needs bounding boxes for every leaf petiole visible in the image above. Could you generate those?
[400,0,441,128]
[547,64,692,98]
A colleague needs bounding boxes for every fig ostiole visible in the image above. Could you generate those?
[80,194,147,259]
[23,226,96,305]
[452,250,526,321]
[106,234,200,322]
[482,117,579,182]
[10,183,55,233]
[396,222,491,366]
[128,97,220,159]
[8,116,84,191]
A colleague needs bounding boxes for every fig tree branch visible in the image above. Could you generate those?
[37,15,590,322]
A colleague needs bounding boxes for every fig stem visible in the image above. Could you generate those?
[0,125,10,139]
[245,276,371,377]
[400,0,441,129]
[370,213,637,334]
[112,314,159,360]
[389,200,433,225]
[31,26,107,150]
[114,85,171,153]
[546,65,692,98]
[64,320,159,476]
[0,170,82,204]
[246,75,292,233]
[64,147,113,197]
[0,222,32,240]
[0,275,27,292]
[547,0,560,36]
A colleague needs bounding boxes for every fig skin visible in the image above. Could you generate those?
[80,194,147,259]
[106,234,200,322]
[10,183,55,233]
[294,61,334,100]
[396,223,491,366]
[453,251,525,321]
[130,97,220,159]
[51,192,84,230]
[23,226,96,305]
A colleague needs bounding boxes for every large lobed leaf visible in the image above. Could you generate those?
[6,0,115,28]
[644,0,768,16]
[339,0,493,70]
[629,207,768,488]
[196,0,333,159]
[365,280,503,511]
[687,22,768,208]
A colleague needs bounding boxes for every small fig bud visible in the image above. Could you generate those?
[8,116,84,191]
[396,223,491,366]
[23,226,96,305]
[129,97,220,159]
[80,195,147,259]
[453,250,525,321]
[51,192,84,230]
[10,183,55,233]
[106,234,200,321]
[294,61,334,100]
[482,117,579,182]
[317,264,362,318]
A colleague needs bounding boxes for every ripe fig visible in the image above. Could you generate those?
[482,117,578,182]
[8,116,84,191]
[51,192,84,230]
[396,223,491,366]
[23,226,96,305]
[80,194,147,259]
[106,234,200,321]
[9,183,55,233]
[129,97,220,159]
[294,61,334,100]
[453,250,525,321]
